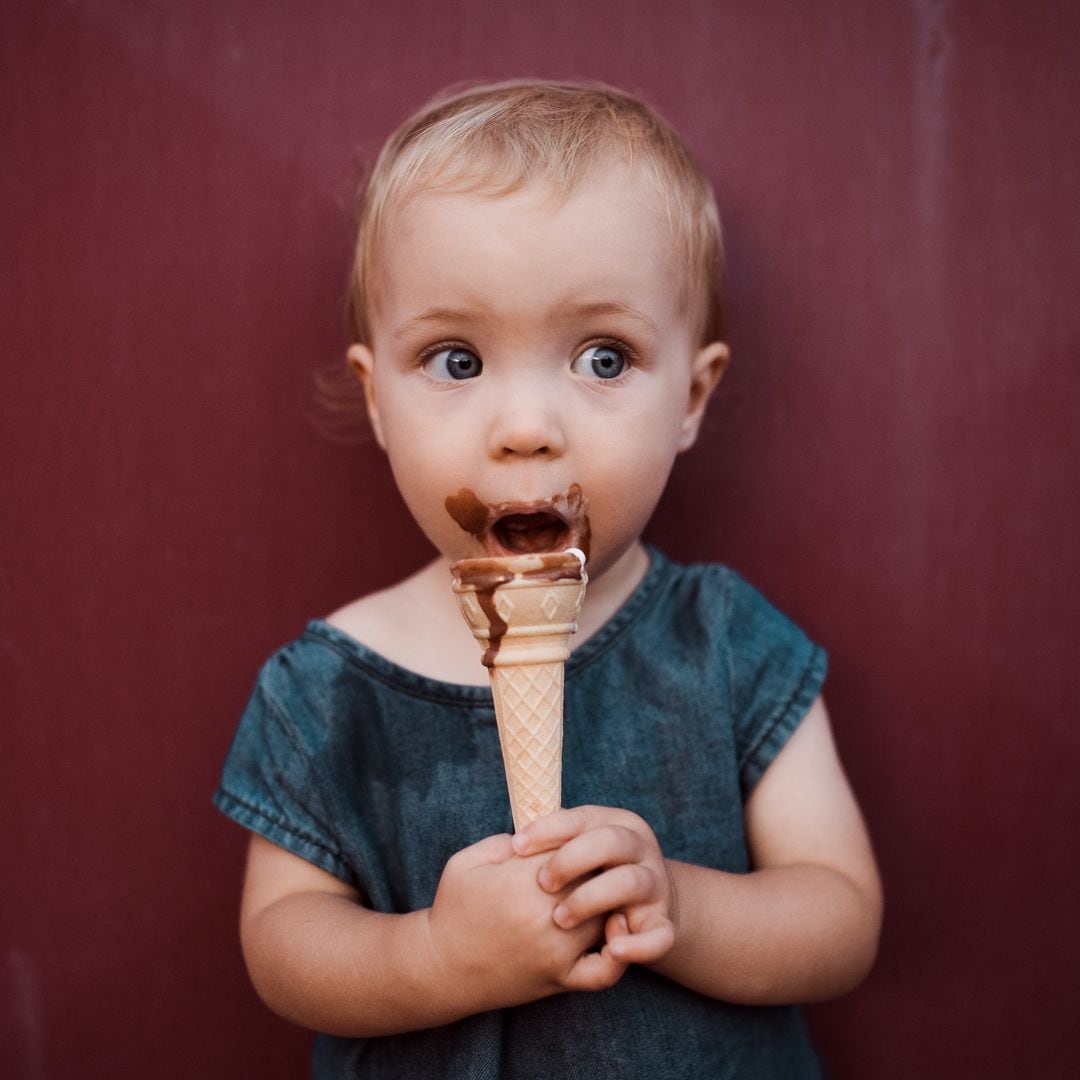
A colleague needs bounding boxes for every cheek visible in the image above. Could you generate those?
[379,386,456,472]
[585,433,679,530]
[379,407,480,542]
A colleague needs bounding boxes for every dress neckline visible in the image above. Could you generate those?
[303,546,672,704]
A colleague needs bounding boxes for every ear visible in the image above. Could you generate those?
[677,341,730,452]
[346,343,386,450]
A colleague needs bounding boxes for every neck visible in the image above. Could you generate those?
[572,541,650,647]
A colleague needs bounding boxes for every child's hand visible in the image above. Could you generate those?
[512,806,677,967]
[425,832,628,1012]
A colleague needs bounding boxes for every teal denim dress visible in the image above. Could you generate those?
[215,548,827,1078]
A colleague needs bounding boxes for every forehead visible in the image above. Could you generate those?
[373,169,689,336]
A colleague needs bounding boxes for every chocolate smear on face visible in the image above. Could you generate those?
[561,483,591,562]
[445,489,491,540]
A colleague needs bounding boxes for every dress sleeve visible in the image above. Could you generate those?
[212,656,357,886]
[722,569,828,799]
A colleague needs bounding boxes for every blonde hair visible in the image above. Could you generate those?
[348,79,726,345]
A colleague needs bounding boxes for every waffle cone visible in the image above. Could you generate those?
[451,551,587,831]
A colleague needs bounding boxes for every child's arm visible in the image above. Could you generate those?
[514,696,883,1005]
[238,829,628,1038]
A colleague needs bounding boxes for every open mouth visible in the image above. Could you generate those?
[445,484,591,560]
[491,512,572,555]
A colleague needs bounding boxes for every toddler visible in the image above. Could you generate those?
[215,80,882,1079]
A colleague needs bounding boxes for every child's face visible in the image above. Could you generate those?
[350,168,728,581]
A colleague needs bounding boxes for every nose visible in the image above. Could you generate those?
[486,379,566,460]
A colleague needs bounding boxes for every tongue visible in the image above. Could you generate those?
[494,513,566,554]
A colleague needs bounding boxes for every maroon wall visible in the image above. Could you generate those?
[4,2,1078,1076]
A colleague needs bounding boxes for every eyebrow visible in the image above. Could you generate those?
[392,307,481,341]
[392,300,658,340]
[558,300,658,333]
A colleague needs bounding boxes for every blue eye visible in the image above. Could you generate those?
[573,344,627,380]
[425,347,482,380]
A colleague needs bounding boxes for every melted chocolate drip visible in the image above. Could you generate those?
[474,571,512,666]
[453,553,584,667]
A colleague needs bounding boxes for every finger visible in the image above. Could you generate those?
[539,825,645,893]
[605,911,630,944]
[453,833,515,868]
[563,946,629,992]
[512,807,594,856]
[513,804,643,855]
[553,863,657,928]
[605,919,676,965]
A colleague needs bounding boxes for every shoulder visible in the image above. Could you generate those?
[321,561,439,671]
[253,620,351,690]
[595,553,740,687]
[642,550,741,644]
[325,588,402,653]
[644,549,826,718]
[239,624,361,752]
[241,595,433,740]
[649,551,815,648]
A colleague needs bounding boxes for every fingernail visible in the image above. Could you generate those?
[537,866,552,890]
[511,832,528,854]
[553,904,570,927]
